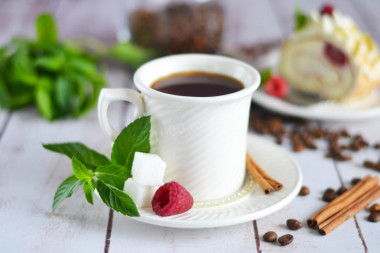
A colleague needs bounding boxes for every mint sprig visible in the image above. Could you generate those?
[0,13,107,120]
[44,116,151,216]
[295,7,308,31]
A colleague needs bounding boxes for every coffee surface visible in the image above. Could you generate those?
[151,71,243,97]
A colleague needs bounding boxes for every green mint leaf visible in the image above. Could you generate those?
[67,57,98,79]
[55,76,73,114]
[111,116,151,170]
[53,175,82,212]
[8,88,34,109]
[83,179,96,205]
[74,78,104,118]
[295,7,308,31]
[72,157,93,181]
[0,76,10,108]
[108,42,155,69]
[36,13,58,49]
[35,54,65,72]
[96,181,139,216]
[35,77,54,121]
[259,69,272,86]
[43,142,111,171]
[95,165,130,190]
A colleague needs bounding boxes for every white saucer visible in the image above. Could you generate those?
[130,134,302,229]
[252,89,380,121]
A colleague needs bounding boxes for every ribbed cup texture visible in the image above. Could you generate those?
[145,94,251,201]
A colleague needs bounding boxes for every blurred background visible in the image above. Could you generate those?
[2,0,378,48]
[1,0,380,122]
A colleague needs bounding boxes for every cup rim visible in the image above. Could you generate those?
[133,54,261,104]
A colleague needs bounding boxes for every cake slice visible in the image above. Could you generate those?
[279,6,380,102]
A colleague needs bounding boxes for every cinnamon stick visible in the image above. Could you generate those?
[246,153,274,194]
[249,156,284,191]
[318,185,379,230]
[246,153,283,194]
[319,186,380,235]
[307,175,372,228]
[313,176,378,226]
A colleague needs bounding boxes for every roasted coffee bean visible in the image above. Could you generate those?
[263,231,277,242]
[322,188,337,202]
[336,186,347,196]
[351,178,361,185]
[300,132,317,150]
[340,144,350,150]
[337,154,352,161]
[363,160,377,169]
[369,203,380,213]
[368,212,380,222]
[286,219,303,230]
[374,143,380,149]
[290,133,305,152]
[278,234,293,246]
[340,129,351,137]
[309,128,324,139]
[299,186,310,196]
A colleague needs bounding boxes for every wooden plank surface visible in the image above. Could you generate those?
[1,0,380,252]
[0,67,131,252]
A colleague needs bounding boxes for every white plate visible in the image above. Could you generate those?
[252,89,380,121]
[129,134,302,229]
[227,45,380,121]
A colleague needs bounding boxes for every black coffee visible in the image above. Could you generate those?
[151,71,243,97]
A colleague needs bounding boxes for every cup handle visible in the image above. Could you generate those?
[98,88,145,140]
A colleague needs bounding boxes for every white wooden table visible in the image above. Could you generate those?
[1,0,379,252]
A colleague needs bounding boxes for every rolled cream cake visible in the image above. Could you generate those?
[279,10,380,102]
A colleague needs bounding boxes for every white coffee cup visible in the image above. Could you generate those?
[98,54,260,202]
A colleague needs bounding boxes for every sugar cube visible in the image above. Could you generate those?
[132,152,166,186]
[124,179,158,208]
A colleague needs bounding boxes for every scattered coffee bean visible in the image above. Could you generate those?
[340,144,350,150]
[263,231,277,242]
[368,212,380,222]
[300,132,317,149]
[309,128,324,139]
[299,186,310,196]
[278,234,293,246]
[351,178,361,186]
[340,129,351,137]
[322,188,337,202]
[290,132,305,152]
[369,203,380,213]
[336,186,347,196]
[374,143,380,149]
[286,219,303,230]
[350,135,369,151]
[337,154,352,161]
[363,160,377,169]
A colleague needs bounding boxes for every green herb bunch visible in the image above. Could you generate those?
[0,14,106,120]
[43,116,151,216]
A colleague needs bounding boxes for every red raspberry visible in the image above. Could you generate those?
[324,43,347,66]
[320,4,334,16]
[264,76,288,98]
[152,181,193,216]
